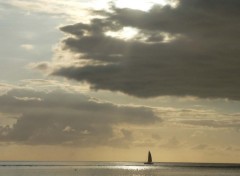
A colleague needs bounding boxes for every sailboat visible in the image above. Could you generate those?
[144,151,153,164]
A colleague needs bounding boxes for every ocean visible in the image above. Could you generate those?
[0,161,240,176]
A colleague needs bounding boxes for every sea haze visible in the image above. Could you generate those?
[0,161,240,176]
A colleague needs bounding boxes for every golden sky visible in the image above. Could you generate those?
[0,0,240,163]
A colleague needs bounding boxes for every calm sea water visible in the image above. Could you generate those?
[0,161,240,176]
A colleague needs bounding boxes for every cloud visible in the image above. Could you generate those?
[178,118,240,129]
[38,0,240,100]
[0,83,15,95]
[28,62,51,72]
[0,88,159,146]
[224,146,240,152]
[14,96,42,102]
[5,0,98,22]
[191,144,217,151]
[191,144,209,150]
[158,107,240,129]
[159,137,183,149]
[20,44,34,51]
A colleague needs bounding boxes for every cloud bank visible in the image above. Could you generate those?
[0,88,159,146]
[38,0,240,100]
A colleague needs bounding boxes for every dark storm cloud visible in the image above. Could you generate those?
[0,89,158,146]
[51,0,240,99]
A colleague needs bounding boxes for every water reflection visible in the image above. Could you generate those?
[114,165,153,171]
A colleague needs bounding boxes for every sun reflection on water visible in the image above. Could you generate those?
[114,165,153,171]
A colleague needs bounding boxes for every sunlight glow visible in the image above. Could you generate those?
[161,32,180,43]
[105,27,139,40]
[115,165,150,170]
[114,0,169,11]
[91,0,110,10]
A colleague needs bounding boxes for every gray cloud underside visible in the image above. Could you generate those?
[179,119,240,129]
[51,0,240,99]
[0,89,158,146]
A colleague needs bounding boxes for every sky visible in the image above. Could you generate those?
[0,0,240,163]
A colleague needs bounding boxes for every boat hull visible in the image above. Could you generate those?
[144,162,153,165]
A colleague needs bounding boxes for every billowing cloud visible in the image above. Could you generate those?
[41,0,240,100]
[0,88,159,146]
